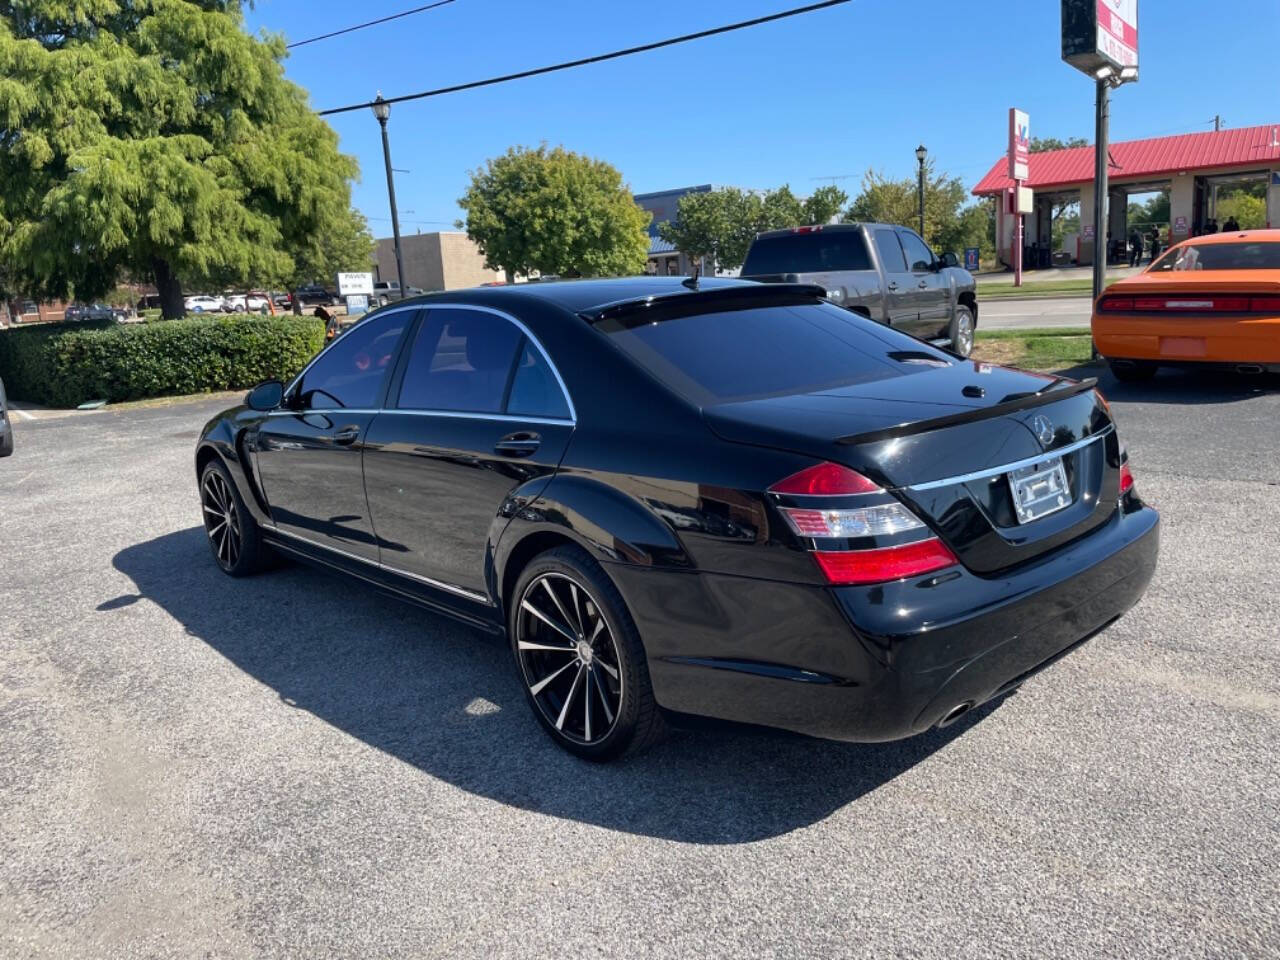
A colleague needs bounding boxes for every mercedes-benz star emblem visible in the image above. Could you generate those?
[1030,414,1055,447]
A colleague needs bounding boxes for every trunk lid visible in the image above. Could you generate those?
[705,361,1119,573]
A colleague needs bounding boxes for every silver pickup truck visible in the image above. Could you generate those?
[740,222,978,357]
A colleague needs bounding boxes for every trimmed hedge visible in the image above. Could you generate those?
[0,314,325,407]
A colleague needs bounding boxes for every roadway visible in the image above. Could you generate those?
[979,295,1092,330]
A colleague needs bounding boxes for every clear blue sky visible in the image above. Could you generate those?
[244,0,1280,239]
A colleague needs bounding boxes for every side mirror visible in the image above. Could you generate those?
[246,379,284,411]
[940,252,960,268]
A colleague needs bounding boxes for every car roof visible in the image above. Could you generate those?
[1171,228,1280,248]
[752,223,889,240]
[385,276,773,316]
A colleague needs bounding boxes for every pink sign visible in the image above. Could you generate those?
[1008,108,1030,181]
[1096,0,1138,68]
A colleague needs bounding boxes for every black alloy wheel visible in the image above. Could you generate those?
[200,460,268,576]
[511,547,665,760]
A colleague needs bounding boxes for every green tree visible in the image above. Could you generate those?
[1030,136,1089,153]
[803,185,849,225]
[284,207,374,314]
[457,145,650,281]
[846,165,991,257]
[1216,189,1266,229]
[656,185,849,272]
[0,1,363,318]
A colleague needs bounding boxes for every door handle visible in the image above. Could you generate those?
[887,281,899,291]
[918,280,929,289]
[495,431,541,458]
[333,426,361,446]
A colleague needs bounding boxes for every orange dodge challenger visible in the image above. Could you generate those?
[1092,229,1280,381]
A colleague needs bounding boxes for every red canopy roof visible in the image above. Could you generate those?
[973,123,1280,196]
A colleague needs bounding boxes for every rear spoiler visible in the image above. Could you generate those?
[836,378,1099,446]
[582,283,826,328]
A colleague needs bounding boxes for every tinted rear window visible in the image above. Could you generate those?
[741,232,872,275]
[601,302,947,404]
[1150,241,1280,271]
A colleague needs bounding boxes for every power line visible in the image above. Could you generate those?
[287,0,456,50]
[317,0,852,116]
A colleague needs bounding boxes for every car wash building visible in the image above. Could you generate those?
[973,123,1280,268]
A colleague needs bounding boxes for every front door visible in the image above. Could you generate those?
[871,228,918,331]
[363,307,575,598]
[254,309,415,561]
[898,228,951,340]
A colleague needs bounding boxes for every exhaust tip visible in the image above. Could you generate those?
[1236,364,1264,375]
[937,701,974,729]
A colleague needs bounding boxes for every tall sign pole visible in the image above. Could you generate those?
[1062,0,1139,305]
[1009,109,1030,287]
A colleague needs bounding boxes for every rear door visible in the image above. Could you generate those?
[254,308,415,561]
[871,228,921,333]
[897,228,951,339]
[362,306,575,598]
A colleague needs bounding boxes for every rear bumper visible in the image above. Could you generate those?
[610,501,1159,742]
[1093,313,1280,364]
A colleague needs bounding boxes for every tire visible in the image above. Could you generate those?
[1108,359,1157,382]
[509,545,666,761]
[949,303,975,358]
[200,459,270,577]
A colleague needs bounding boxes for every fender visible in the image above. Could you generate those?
[492,472,692,611]
[195,409,273,527]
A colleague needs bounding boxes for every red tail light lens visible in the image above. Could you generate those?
[1099,296,1133,311]
[813,539,958,585]
[769,462,881,496]
[1119,461,1134,494]
[1127,296,1250,313]
[1249,296,1280,312]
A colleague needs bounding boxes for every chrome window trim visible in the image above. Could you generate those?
[905,426,1114,493]
[380,409,573,427]
[269,528,493,605]
[397,302,578,423]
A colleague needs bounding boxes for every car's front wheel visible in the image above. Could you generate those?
[200,459,270,576]
[510,546,666,761]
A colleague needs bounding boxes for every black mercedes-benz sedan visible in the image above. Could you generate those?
[195,278,1159,760]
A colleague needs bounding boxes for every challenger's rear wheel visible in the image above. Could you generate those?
[200,459,269,577]
[510,546,665,761]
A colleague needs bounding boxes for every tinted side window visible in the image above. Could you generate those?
[874,231,908,272]
[397,309,523,413]
[507,342,571,420]
[899,230,935,271]
[295,310,409,409]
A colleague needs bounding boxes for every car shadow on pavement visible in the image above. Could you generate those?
[110,527,1001,845]
[1060,364,1280,404]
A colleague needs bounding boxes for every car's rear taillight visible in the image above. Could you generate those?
[770,462,958,586]
[813,540,958,586]
[1118,443,1135,495]
[1249,296,1280,312]
[769,462,881,496]
[1098,295,1134,311]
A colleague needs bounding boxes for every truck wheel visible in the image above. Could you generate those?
[949,304,975,358]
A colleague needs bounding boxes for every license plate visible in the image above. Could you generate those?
[1008,457,1071,524]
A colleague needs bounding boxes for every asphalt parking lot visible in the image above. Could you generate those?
[2,369,1278,958]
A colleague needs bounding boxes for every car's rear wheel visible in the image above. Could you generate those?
[949,304,975,358]
[510,546,665,761]
[1108,359,1157,382]
[200,460,269,577]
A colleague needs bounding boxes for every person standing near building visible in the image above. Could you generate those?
[1148,226,1161,264]
[1128,226,1144,267]
[1222,215,1240,233]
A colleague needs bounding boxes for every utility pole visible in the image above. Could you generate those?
[1213,114,1222,132]
[915,145,927,238]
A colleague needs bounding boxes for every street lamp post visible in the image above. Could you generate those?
[372,93,406,297]
[915,145,927,238]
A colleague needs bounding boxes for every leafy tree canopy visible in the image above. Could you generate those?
[1030,136,1090,153]
[656,184,848,271]
[846,164,992,257]
[0,0,364,317]
[457,145,651,281]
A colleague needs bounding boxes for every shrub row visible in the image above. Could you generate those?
[0,314,325,407]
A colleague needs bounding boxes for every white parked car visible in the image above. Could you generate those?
[223,292,270,313]
[184,295,225,313]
